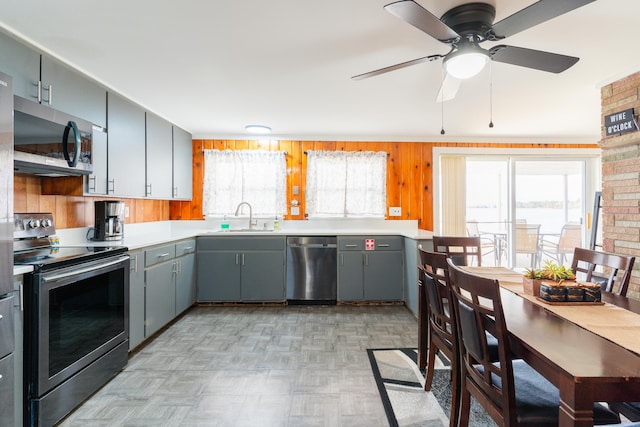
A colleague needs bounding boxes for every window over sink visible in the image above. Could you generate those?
[203,149,286,217]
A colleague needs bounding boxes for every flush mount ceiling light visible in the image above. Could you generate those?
[245,125,271,134]
[443,46,489,80]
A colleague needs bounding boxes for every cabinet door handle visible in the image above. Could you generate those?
[173,187,178,198]
[36,80,42,102]
[241,253,245,265]
[235,253,239,265]
[377,244,390,248]
[88,176,96,192]
[41,84,52,104]
[146,183,152,197]
[365,254,369,266]
[345,244,358,248]
[340,254,344,265]
[157,253,170,259]
[108,179,115,194]
[182,246,194,252]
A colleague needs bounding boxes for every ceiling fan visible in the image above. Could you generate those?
[353,0,596,101]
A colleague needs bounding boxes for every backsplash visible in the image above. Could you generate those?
[14,174,170,229]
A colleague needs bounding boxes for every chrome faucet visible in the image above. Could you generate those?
[234,201,253,230]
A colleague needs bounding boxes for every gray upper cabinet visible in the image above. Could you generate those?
[0,31,39,100]
[145,113,173,199]
[40,55,107,128]
[0,31,106,128]
[172,126,192,200]
[107,92,146,197]
[86,127,108,195]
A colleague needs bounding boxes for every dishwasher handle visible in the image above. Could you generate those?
[289,243,337,249]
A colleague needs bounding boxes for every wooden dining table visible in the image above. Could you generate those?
[463,266,640,427]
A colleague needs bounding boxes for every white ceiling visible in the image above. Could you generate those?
[1,0,637,143]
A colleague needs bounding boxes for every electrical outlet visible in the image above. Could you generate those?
[290,206,300,216]
[124,206,130,218]
[389,207,401,217]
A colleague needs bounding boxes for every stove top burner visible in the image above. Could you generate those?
[14,245,128,270]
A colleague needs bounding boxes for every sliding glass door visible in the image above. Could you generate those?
[435,148,600,269]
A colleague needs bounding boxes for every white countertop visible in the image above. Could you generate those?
[14,219,433,274]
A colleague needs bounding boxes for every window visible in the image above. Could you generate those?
[202,149,286,217]
[306,150,387,218]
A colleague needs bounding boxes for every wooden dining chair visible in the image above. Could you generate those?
[418,249,459,427]
[446,258,621,427]
[432,236,482,266]
[571,247,636,296]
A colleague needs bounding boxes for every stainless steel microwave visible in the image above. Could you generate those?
[14,95,93,176]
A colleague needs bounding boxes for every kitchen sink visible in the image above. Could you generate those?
[209,228,276,233]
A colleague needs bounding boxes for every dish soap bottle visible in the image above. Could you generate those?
[273,216,280,231]
[221,215,230,232]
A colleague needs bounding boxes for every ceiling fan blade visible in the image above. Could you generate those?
[352,54,442,80]
[436,73,461,103]
[384,0,459,42]
[491,0,596,39]
[489,45,579,74]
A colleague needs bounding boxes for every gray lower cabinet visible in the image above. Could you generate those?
[145,258,176,337]
[338,236,404,301]
[128,250,145,350]
[197,236,286,302]
[175,241,197,314]
[129,239,196,351]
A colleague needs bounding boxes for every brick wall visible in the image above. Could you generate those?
[600,71,640,300]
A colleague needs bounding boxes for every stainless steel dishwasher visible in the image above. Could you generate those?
[286,236,337,304]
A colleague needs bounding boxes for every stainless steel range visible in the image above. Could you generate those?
[13,213,130,427]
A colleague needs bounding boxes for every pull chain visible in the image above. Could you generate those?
[489,60,494,128]
[440,66,446,135]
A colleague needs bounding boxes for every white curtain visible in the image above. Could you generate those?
[306,150,386,218]
[203,149,287,217]
[440,155,467,235]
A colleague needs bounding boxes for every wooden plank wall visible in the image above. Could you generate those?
[14,174,170,229]
[170,139,599,230]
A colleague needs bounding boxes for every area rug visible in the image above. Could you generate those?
[367,348,496,427]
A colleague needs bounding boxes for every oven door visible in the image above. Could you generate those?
[27,255,129,396]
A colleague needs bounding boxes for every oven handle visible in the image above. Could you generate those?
[41,256,129,283]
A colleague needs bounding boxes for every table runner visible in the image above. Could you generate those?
[462,266,640,356]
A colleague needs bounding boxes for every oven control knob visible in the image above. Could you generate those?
[28,219,40,229]
[41,218,52,228]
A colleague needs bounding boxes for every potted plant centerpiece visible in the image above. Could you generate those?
[523,260,576,297]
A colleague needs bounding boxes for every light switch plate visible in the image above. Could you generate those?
[389,207,401,217]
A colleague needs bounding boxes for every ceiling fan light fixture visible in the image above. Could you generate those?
[245,124,271,134]
[444,50,489,80]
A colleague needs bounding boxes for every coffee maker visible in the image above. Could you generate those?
[94,200,125,241]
